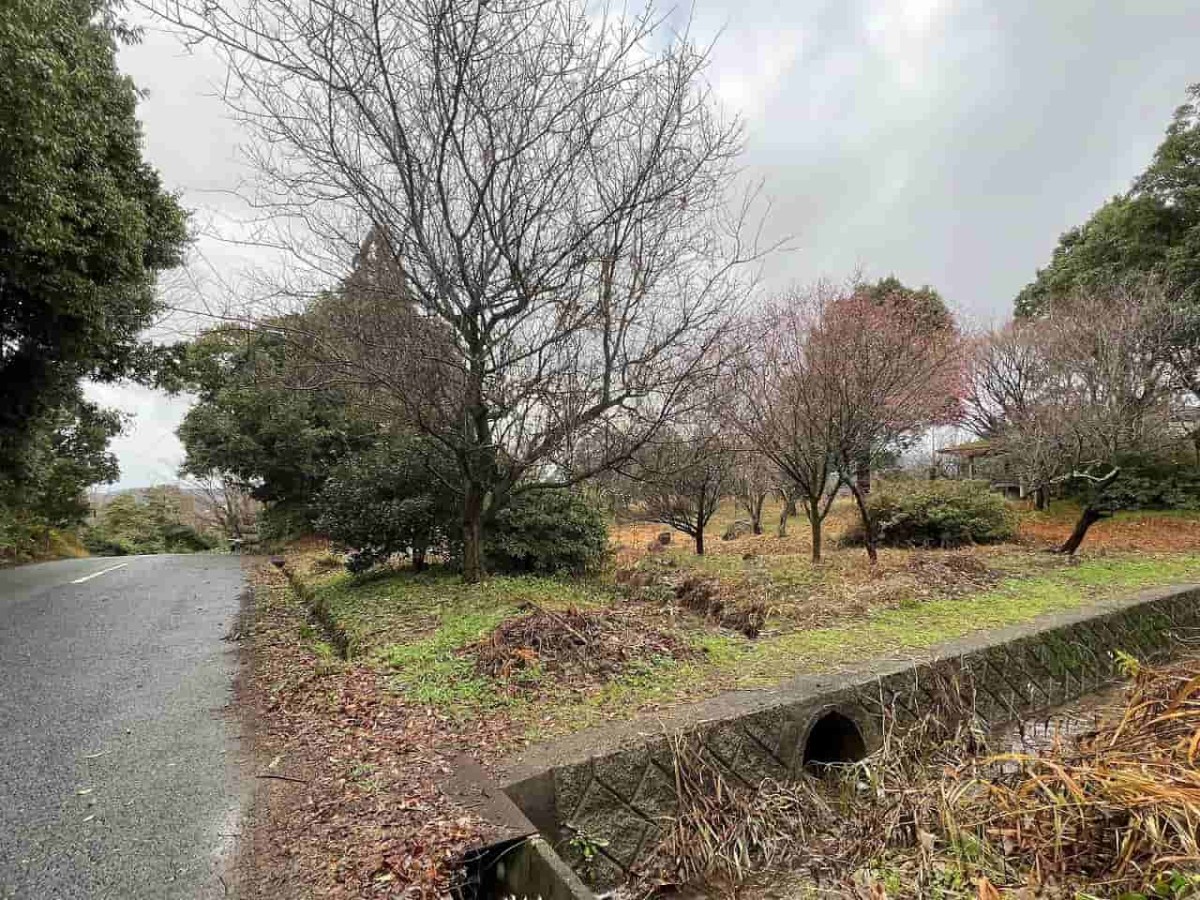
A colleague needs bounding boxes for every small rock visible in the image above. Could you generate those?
[656,531,673,546]
[722,520,753,541]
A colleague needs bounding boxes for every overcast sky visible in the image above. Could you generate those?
[93,0,1200,489]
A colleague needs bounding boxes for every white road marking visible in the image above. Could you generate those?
[71,562,129,584]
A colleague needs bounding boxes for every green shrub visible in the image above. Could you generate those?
[313,436,608,575]
[256,502,313,545]
[484,488,609,575]
[0,507,87,566]
[313,438,456,571]
[843,479,1017,549]
[1067,455,1200,511]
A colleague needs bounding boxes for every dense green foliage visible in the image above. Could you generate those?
[0,0,187,473]
[0,0,185,561]
[314,438,457,572]
[843,479,1018,549]
[315,441,609,575]
[83,488,215,556]
[177,327,378,537]
[1065,455,1200,512]
[0,390,122,564]
[483,489,609,575]
[1016,85,1200,316]
[859,276,953,331]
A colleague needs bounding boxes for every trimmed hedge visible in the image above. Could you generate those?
[843,479,1017,549]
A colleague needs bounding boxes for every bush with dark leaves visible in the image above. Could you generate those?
[842,479,1017,549]
[483,489,609,575]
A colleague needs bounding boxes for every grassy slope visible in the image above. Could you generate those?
[291,538,1200,741]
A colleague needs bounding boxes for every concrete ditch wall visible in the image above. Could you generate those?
[497,584,1200,891]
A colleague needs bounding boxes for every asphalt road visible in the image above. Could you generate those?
[0,554,248,900]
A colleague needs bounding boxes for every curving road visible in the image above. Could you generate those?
[0,554,247,900]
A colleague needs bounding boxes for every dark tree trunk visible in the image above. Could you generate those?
[1034,484,1049,511]
[412,546,427,573]
[849,482,878,565]
[462,482,485,583]
[750,494,764,534]
[695,528,705,556]
[1057,468,1119,554]
[1058,506,1107,555]
[809,514,822,563]
[856,458,871,496]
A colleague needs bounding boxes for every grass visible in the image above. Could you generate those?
[285,502,1200,741]
[730,553,1200,687]
[300,562,615,654]
[530,552,1200,737]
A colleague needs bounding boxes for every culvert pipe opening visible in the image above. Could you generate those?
[803,710,866,769]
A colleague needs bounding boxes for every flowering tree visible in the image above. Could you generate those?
[725,284,846,563]
[809,284,964,563]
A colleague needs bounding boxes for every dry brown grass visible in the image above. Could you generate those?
[980,657,1200,887]
[612,506,1037,638]
[1018,509,1200,553]
[626,657,1200,900]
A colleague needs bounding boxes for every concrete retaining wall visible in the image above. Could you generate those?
[497,584,1200,890]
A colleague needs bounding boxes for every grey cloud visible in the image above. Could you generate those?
[103,0,1200,484]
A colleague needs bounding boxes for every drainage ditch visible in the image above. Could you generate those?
[471,583,1200,898]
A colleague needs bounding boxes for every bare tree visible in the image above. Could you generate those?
[774,478,800,537]
[813,283,964,563]
[725,285,846,563]
[967,279,1179,554]
[731,451,774,535]
[629,422,734,556]
[187,473,259,544]
[962,322,1060,507]
[146,0,764,581]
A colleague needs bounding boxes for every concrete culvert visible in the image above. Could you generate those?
[803,710,866,768]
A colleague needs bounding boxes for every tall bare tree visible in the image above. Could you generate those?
[628,420,734,556]
[147,0,763,581]
[186,473,259,544]
[731,451,774,535]
[961,322,1055,507]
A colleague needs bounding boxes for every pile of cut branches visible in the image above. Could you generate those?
[467,604,696,690]
[904,552,1002,594]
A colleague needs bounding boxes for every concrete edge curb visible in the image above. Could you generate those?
[444,756,596,900]
[496,582,1200,889]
